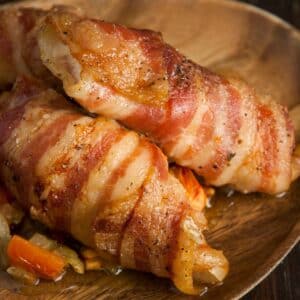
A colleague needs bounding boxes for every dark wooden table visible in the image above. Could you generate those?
[0,0,299,299]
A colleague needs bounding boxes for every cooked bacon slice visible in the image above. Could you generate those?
[0,7,49,88]
[0,6,82,89]
[37,9,296,194]
[0,77,228,294]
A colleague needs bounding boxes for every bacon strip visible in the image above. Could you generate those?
[0,8,55,89]
[0,77,228,294]
[37,9,296,194]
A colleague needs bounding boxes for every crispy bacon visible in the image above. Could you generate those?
[37,9,296,194]
[0,77,228,294]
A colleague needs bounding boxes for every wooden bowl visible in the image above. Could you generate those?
[0,0,299,299]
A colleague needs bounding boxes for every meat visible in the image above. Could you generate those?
[0,6,81,89]
[0,7,51,89]
[37,9,296,194]
[0,77,228,295]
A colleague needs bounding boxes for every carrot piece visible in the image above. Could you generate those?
[172,167,207,211]
[7,235,66,280]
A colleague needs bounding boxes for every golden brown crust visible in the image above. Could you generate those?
[38,9,295,194]
[0,77,228,293]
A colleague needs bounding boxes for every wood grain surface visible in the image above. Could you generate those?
[242,1,300,299]
[0,0,299,299]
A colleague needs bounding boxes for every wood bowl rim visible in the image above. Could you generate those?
[0,0,299,299]
[205,3,300,298]
[232,222,300,299]
[203,3,300,298]
[214,0,300,38]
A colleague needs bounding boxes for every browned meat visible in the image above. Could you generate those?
[0,77,228,294]
[38,9,296,194]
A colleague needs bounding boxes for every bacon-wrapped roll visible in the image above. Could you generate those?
[0,7,50,88]
[0,6,81,89]
[37,10,296,194]
[0,77,228,294]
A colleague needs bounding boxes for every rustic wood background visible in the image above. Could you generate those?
[0,0,299,299]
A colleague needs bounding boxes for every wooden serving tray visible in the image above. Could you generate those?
[0,0,299,299]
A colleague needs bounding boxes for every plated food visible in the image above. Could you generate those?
[0,76,228,294]
[38,9,299,195]
[0,7,50,88]
[0,2,298,298]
